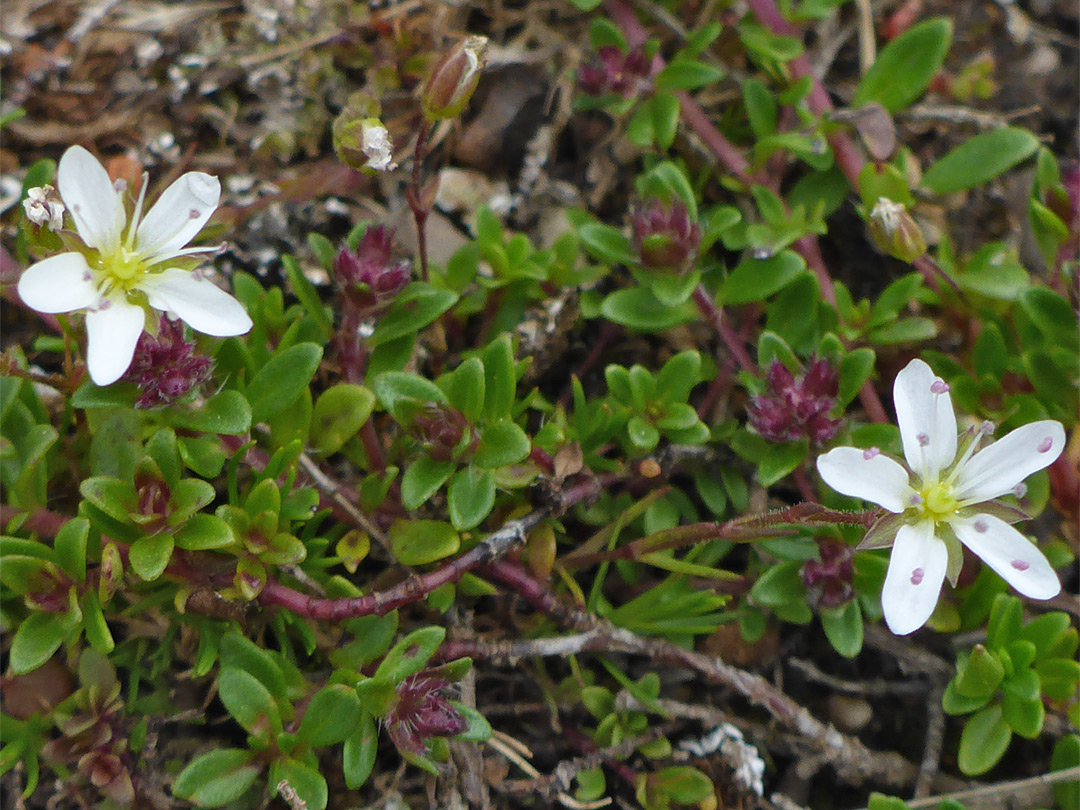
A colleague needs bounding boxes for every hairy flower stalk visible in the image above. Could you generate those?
[817,359,1064,635]
[16,146,252,386]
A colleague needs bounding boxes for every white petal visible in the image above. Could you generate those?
[954,421,1066,504]
[816,447,915,513]
[57,146,125,252]
[138,268,252,336]
[893,359,957,482]
[950,513,1061,600]
[84,301,146,386]
[135,172,220,260]
[881,521,948,636]
[17,253,100,313]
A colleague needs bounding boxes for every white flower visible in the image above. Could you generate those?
[817,359,1064,636]
[23,185,66,230]
[17,146,252,386]
[361,120,397,172]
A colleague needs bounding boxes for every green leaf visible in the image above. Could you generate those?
[955,645,1005,698]
[838,348,876,406]
[987,593,1023,649]
[179,435,227,478]
[853,18,952,112]
[401,457,456,509]
[80,590,114,654]
[167,478,216,527]
[820,600,864,658]
[343,712,378,789]
[448,467,496,531]
[719,251,806,304]
[869,317,937,344]
[957,705,1012,775]
[129,533,174,581]
[247,343,323,423]
[389,519,461,566]
[450,702,493,742]
[600,287,696,331]
[743,78,777,137]
[922,127,1039,195]
[169,390,252,435]
[649,766,714,803]
[480,335,516,421]
[1002,687,1044,739]
[655,59,724,91]
[627,416,660,451]
[1050,735,1080,810]
[750,561,805,607]
[283,254,332,340]
[369,283,457,347]
[444,358,485,423]
[174,514,234,551]
[578,223,636,266]
[54,517,89,584]
[310,384,376,456]
[218,667,283,738]
[757,441,807,487]
[173,749,260,808]
[9,612,69,674]
[79,476,137,523]
[374,372,447,419]
[273,758,328,810]
[375,626,446,681]
[474,420,530,468]
[297,684,363,747]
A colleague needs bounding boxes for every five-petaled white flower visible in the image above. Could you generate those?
[817,359,1064,636]
[17,146,252,386]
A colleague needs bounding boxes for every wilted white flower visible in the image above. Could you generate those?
[17,146,252,386]
[817,359,1064,635]
[23,185,66,230]
[361,120,397,172]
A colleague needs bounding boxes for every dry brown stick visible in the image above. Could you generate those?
[483,560,928,790]
[859,766,1080,810]
[914,685,946,799]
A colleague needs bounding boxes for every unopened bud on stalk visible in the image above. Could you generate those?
[868,197,927,263]
[422,36,488,121]
[333,92,397,173]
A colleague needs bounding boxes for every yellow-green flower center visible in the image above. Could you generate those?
[97,246,149,292]
[918,481,958,522]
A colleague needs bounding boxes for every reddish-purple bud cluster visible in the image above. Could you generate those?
[409,403,474,462]
[1046,163,1080,260]
[631,199,701,273]
[578,46,651,97]
[748,359,841,445]
[801,539,855,609]
[123,318,213,409]
[332,225,411,315]
[385,674,467,756]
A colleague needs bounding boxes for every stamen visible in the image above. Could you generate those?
[126,173,150,253]
[917,433,930,447]
[973,519,988,533]
[1013,483,1027,498]
[908,493,923,507]
[862,447,880,460]
[910,568,925,585]
[189,208,200,219]
[930,380,949,394]
[1037,436,1053,453]
[1011,560,1030,571]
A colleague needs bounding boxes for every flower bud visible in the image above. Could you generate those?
[123,318,213,409]
[421,36,488,120]
[408,403,474,461]
[868,197,927,263]
[23,185,65,230]
[332,225,412,314]
[386,673,467,756]
[631,199,700,273]
[578,45,651,97]
[749,358,840,445]
[801,539,855,609]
